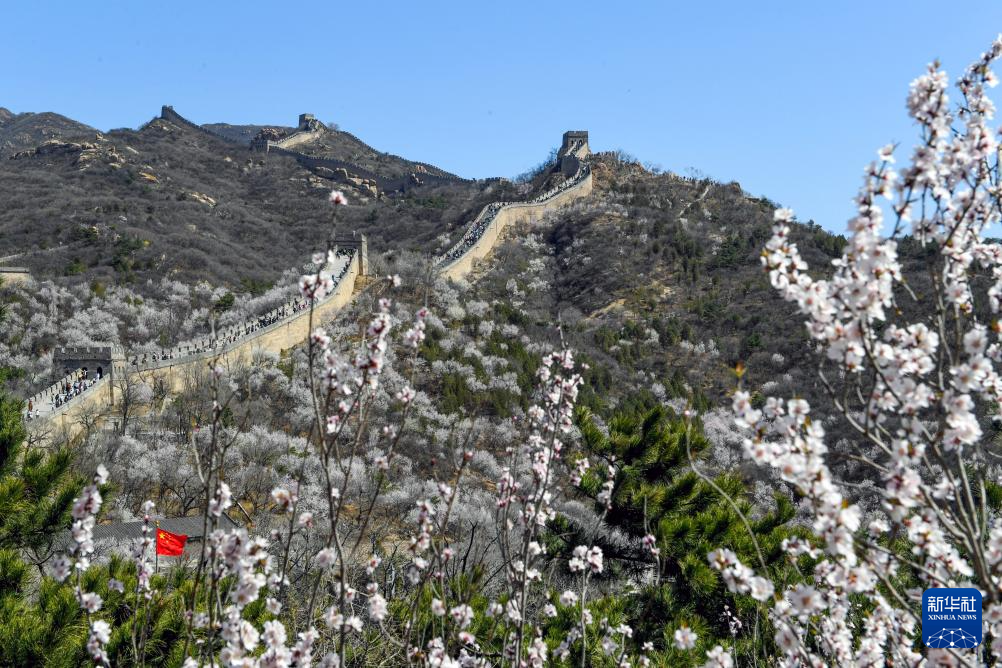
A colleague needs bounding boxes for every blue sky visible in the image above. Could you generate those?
[4,1,1002,231]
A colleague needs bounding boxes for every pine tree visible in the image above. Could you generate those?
[0,392,83,555]
[0,392,190,665]
[0,391,87,665]
[549,404,808,663]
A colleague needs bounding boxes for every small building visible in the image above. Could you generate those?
[0,266,32,286]
[90,514,239,555]
[57,514,241,560]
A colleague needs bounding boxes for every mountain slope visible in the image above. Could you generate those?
[453,152,848,414]
[0,106,858,416]
[0,108,98,157]
[0,112,507,287]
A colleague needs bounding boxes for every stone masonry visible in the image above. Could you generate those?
[23,131,591,445]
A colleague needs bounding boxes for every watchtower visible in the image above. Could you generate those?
[334,233,368,277]
[298,113,317,130]
[54,345,126,382]
[558,131,590,176]
[559,131,590,158]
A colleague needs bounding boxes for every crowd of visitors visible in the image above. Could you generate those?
[563,139,584,156]
[23,368,103,420]
[439,163,591,265]
[125,298,313,367]
[22,250,357,423]
[125,249,355,369]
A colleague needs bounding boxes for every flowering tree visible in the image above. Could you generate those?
[707,38,1002,666]
[15,190,633,667]
[22,38,1002,666]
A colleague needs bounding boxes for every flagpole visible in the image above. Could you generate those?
[155,520,160,575]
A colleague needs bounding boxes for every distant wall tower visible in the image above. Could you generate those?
[298,113,317,130]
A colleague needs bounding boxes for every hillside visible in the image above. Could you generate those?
[5,15,1002,667]
[0,108,854,416]
[0,107,97,156]
[291,125,463,180]
[206,115,462,180]
[0,106,886,667]
[0,108,510,288]
[427,152,848,416]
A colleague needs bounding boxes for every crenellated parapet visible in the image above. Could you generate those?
[437,132,593,281]
[160,106,246,146]
[54,344,125,357]
[250,113,472,188]
[127,248,358,373]
[23,369,110,426]
[23,248,362,436]
[267,145,391,186]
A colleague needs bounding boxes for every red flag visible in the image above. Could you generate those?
[156,527,188,556]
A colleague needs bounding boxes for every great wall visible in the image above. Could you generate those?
[21,120,593,446]
[162,106,468,193]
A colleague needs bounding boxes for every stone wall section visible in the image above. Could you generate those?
[27,377,114,446]
[26,254,359,445]
[22,129,594,444]
[246,113,470,188]
[160,106,246,146]
[438,162,593,281]
[271,127,326,151]
[161,105,476,188]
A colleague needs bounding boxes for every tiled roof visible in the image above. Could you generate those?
[62,514,239,546]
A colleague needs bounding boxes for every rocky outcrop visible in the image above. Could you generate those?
[310,166,379,197]
[254,128,284,142]
[185,191,217,207]
[0,110,98,157]
[11,138,124,170]
[345,176,378,197]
